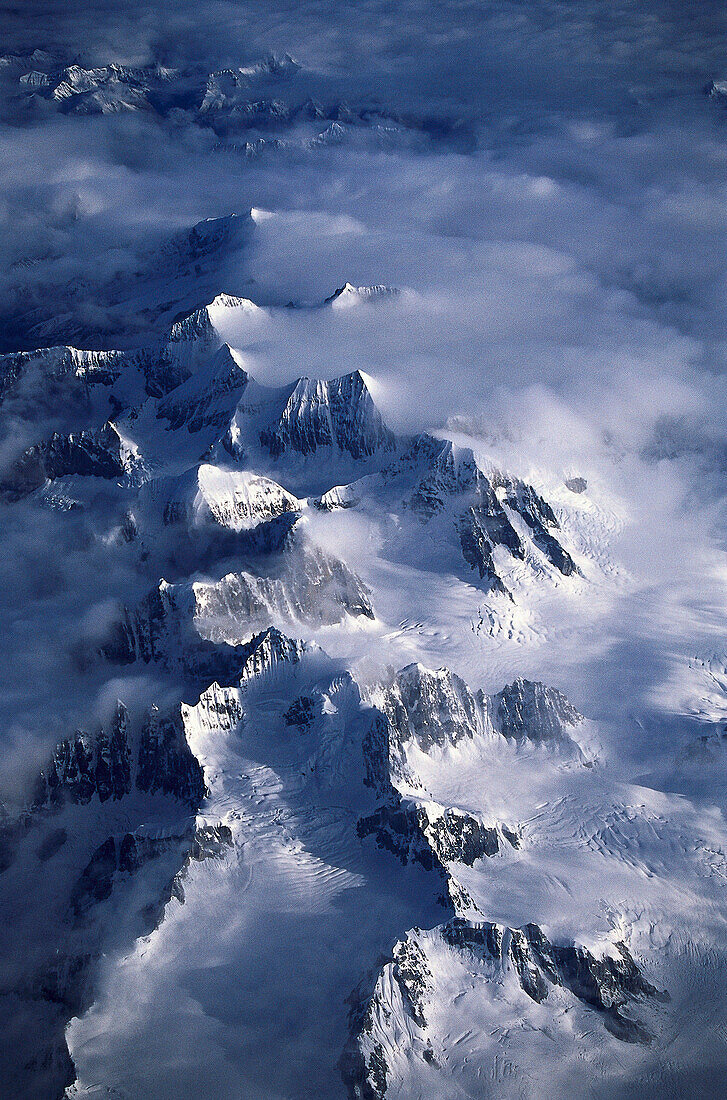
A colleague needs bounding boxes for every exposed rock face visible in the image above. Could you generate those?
[496,476,578,576]
[9,53,442,165]
[377,662,586,760]
[156,464,301,531]
[260,371,396,459]
[283,694,316,729]
[137,706,207,807]
[189,823,233,861]
[421,805,512,864]
[390,937,433,1028]
[0,187,651,1100]
[358,799,513,869]
[442,918,667,1041]
[406,439,578,581]
[101,579,241,685]
[71,824,232,923]
[0,345,125,403]
[102,581,190,667]
[384,662,486,750]
[167,822,236,906]
[318,433,577,593]
[358,800,442,871]
[42,62,176,114]
[34,703,131,808]
[181,681,244,738]
[94,706,132,802]
[565,476,587,493]
[34,699,205,812]
[405,436,486,518]
[361,710,413,797]
[199,54,300,114]
[341,934,434,1100]
[0,282,256,412]
[27,817,230,1100]
[192,545,374,637]
[495,678,582,745]
[156,345,249,432]
[0,422,131,500]
[71,836,119,919]
[163,215,254,271]
[457,506,513,595]
[236,626,307,683]
[344,916,667,1100]
[442,919,548,1001]
[159,293,253,381]
[706,78,727,103]
[364,668,586,778]
[104,540,369,674]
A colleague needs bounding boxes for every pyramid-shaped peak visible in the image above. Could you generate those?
[237,627,308,683]
[260,370,396,460]
[167,294,261,344]
[165,211,255,264]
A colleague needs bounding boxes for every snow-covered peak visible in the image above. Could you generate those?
[706,78,727,101]
[379,660,587,761]
[144,462,301,532]
[345,919,667,1096]
[161,295,262,383]
[260,369,397,460]
[314,431,579,594]
[167,293,260,345]
[1,48,55,71]
[200,54,300,113]
[388,661,488,750]
[165,213,255,265]
[236,52,300,80]
[193,464,301,530]
[325,282,400,309]
[236,626,308,684]
[156,343,249,432]
[0,344,128,400]
[19,70,50,87]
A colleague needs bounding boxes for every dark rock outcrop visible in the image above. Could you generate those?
[358,800,440,871]
[137,706,207,807]
[442,918,667,1042]
[358,799,514,868]
[34,703,132,809]
[495,678,582,745]
[71,836,118,919]
[0,422,129,500]
[384,662,484,751]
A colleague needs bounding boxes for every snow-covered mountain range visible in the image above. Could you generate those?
[2,5,727,1097]
[0,270,725,1099]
